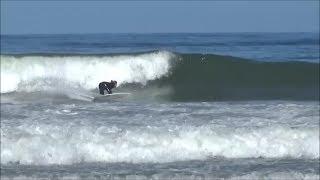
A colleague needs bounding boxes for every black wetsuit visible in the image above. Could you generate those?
[99,82,116,95]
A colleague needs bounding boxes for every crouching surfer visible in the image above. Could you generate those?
[99,80,117,95]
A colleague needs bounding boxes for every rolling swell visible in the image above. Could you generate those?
[1,51,319,101]
[150,53,319,101]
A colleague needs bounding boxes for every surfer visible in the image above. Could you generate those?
[99,80,117,95]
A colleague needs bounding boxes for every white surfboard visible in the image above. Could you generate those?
[93,92,131,101]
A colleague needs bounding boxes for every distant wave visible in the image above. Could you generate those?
[1,51,319,101]
[46,38,319,48]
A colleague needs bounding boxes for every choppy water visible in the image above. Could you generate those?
[1,33,319,180]
[1,101,319,179]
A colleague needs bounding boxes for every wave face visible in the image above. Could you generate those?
[155,53,319,101]
[1,51,319,101]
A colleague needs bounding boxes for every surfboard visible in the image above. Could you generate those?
[93,92,131,102]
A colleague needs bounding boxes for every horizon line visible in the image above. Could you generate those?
[1,31,319,36]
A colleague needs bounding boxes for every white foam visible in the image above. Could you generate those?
[1,173,319,180]
[228,172,319,180]
[1,172,318,180]
[0,51,174,93]
[1,124,318,165]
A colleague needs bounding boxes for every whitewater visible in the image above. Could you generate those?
[1,100,319,179]
[1,33,319,180]
[1,51,173,93]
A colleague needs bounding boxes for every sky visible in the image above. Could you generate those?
[1,1,319,34]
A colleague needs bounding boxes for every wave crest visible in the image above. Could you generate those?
[0,51,174,93]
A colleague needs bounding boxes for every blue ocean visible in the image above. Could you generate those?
[1,33,319,180]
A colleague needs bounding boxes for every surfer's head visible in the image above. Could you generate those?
[111,80,117,87]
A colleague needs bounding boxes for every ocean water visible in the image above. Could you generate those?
[1,33,319,180]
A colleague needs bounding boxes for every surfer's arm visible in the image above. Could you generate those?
[106,88,112,94]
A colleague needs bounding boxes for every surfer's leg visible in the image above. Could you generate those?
[98,83,105,95]
[99,88,104,95]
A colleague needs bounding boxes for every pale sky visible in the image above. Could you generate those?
[1,1,319,34]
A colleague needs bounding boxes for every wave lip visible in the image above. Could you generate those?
[0,51,174,93]
[1,125,318,165]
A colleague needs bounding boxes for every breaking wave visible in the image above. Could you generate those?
[1,51,173,93]
[1,125,318,165]
[1,51,319,101]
